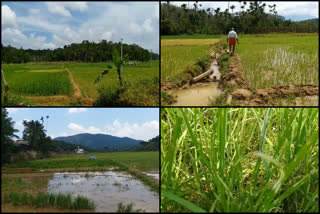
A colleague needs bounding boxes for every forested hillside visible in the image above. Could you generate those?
[1,40,159,64]
[134,135,159,151]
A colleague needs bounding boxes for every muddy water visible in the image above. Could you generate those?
[169,60,222,106]
[47,171,159,212]
[170,83,222,106]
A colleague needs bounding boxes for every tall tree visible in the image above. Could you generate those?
[22,120,46,151]
[1,108,19,164]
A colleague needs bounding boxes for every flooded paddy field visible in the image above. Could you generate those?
[2,171,159,212]
[1,152,160,213]
[143,171,159,180]
[48,171,159,212]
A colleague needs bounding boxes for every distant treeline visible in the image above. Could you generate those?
[161,2,319,35]
[133,135,159,152]
[1,40,159,64]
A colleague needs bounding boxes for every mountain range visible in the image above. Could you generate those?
[54,133,142,151]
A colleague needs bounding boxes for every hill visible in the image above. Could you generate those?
[297,18,319,24]
[53,140,94,153]
[134,135,159,151]
[54,133,142,151]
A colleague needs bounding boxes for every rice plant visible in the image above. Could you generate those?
[4,192,95,210]
[161,39,216,81]
[4,71,73,96]
[161,108,319,213]
[117,202,134,212]
[236,33,318,90]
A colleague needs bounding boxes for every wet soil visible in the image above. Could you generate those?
[220,54,319,106]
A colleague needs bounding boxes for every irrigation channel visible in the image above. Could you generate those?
[169,59,222,106]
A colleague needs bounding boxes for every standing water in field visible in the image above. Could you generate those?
[143,171,159,180]
[169,59,222,106]
[47,171,159,212]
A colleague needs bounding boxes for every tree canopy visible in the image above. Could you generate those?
[1,108,19,164]
[161,2,318,35]
[1,40,159,64]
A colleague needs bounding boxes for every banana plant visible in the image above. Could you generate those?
[95,47,128,86]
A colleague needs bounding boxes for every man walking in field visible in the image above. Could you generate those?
[227,28,239,56]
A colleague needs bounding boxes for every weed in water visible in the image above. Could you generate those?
[117,202,133,213]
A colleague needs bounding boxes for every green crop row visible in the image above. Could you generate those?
[3,192,95,210]
[161,108,319,213]
[236,33,319,89]
[3,71,73,96]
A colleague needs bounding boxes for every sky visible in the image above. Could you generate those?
[1,2,159,53]
[167,1,319,21]
[6,108,159,141]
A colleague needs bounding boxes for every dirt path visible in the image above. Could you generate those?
[65,68,81,98]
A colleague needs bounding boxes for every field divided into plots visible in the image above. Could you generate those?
[2,61,159,106]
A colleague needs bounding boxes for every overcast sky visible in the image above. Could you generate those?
[6,108,159,141]
[1,2,159,53]
[167,1,319,21]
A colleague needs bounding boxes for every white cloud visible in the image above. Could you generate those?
[2,5,17,27]
[45,2,88,18]
[68,108,87,113]
[68,123,102,134]
[101,31,112,41]
[6,108,19,113]
[2,2,159,53]
[2,27,56,49]
[105,120,159,141]
[143,19,153,33]
[29,8,40,15]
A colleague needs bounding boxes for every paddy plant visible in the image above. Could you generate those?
[4,192,95,210]
[161,39,218,82]
[236,33,319,90]
[161,108,319,213]
[4,71,73,96]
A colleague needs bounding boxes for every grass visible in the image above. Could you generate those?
[161,38,218,82]
[103,152,159,170]
[161,108,319,213]
[2,151,160,171]
[67,61,159,99]
[2,64,72,96]
[3,192,95,210]
[128,168,159,193]
[161,34,222,39]
[236,33,319,90]
[2,61,159,106]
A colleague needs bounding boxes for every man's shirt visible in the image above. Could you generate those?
[228,30,238,39]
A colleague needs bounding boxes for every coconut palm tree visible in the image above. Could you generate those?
[22,120,46,150]
[230,5,235,13]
